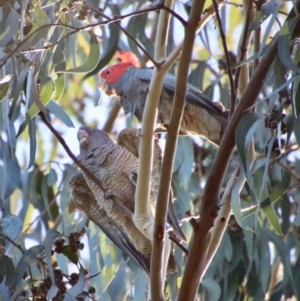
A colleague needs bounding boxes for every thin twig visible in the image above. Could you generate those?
[0,2,169,69]
[169,236,189,255]
[102,99,121,133]
[0,232,25,254]
[234,0,254,97]
[212,0,236,117]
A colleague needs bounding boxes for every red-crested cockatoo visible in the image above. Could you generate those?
[99,52,228,145]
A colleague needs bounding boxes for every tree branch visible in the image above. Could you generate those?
[0,232,25,254]
[0,1,179,69]
[234,0,255,98]
[102,99,121,133]
[177,3,300,299]
[163,2,225,70]
[152,0,208,299]
[212,0,236,116]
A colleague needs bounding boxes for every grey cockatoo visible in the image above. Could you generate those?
[69,172,150,273]
[99,51,228,145]
[71,126,180,274]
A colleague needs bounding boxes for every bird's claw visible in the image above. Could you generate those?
[127,171,137,186]
[104,190,117,200]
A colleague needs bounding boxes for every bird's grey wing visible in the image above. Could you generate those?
[88,212,150,275]
[69,172,150,275]
[139,70,228,124]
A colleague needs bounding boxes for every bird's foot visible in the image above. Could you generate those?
[127,171,137,186]
[157,123,188,136]
[142,87,149,94]
[104,190,117,200]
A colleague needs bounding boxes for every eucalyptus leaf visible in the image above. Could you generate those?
[278,17,300,74]
[46,100,74,128]
[248,0,277,31]
[0,75,12,101]
[2,255,15,287]
[201,278,221,301]
[45,229,61,285]
[47,168,57,186]
[66,264,86,297]
[18,5,50,51]
[0,8,19,47]
[235,113,264,188]
[1,214,22,241]
[59,34,101,74]
[12,245,45,290]
[295,114,300,147]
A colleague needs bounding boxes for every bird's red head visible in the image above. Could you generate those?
[99,51,141,85]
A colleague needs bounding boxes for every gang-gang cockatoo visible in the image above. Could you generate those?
[99,52,228,145]
[70,126,182,274]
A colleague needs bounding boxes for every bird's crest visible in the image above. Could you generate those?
[116,51,141,67]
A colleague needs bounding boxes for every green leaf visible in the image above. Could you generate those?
[47,286,59,300]
[12,245,45,290]
[47,168,57,186]
[27,118,37,169]
[0,255,15,286]
[45,229,61,285]
[278,17,300,74]
[8,61,30,119]
[53,48,66,100]
[0,8,19,47]
[248,0,277,31]
[295,205,300,226]
[292,76,300,118]
[258,232,271,292]
[0,75,12,101]
[65,264,86,298]
[231,173,247,228]
[10,280,36,301]
[83,17,120,79]
[261,229,296,292]
[175,137,194,190]
[231,40,274,70]
[235,113,264,188]
[173,137,193,172]
[0,142,21,199]
[273,55,289,97]
[46,100,74,128]
[262,204,282,235]
[268,74,299,100]
[201,278,221,301]
[295,114,300,147]
[259,2,280,58]
[18,5,50,51]
[242,168,290,218]
[59,34,101,74]
[26,78,55,120]
[1,214,22,241]
[41,176,53,220]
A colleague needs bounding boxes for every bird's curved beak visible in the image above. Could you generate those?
[98,77,106,89]
[77,129,89,147]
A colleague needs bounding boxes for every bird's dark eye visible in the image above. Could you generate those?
[106,69,111,75]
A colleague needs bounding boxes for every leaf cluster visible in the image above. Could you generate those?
[0,0,300,300]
